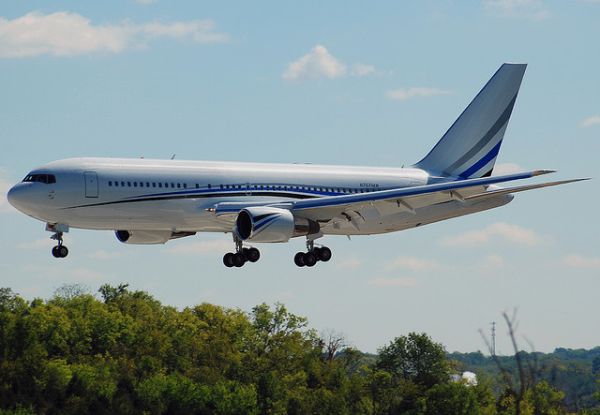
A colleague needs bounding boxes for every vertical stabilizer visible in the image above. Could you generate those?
[415,63,527,178]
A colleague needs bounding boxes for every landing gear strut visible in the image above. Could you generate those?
[223,235,260,268]
[294,239,332,268]
[50,232,69,259]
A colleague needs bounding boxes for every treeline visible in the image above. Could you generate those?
[0,284,597,414]
[449,347,600,412]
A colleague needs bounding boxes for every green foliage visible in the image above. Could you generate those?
[450,347,600,412]
[376,332,449,388]
[0,284,596,414]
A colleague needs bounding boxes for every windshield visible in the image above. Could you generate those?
[22,174,56,184]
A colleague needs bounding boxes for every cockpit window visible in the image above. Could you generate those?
[22,174,56,184]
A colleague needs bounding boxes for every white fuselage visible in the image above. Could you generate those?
[7,157,511,237]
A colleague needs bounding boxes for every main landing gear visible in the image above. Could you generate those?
[50,232,69,259]
[294,239,332,268]
[223,236,260,268]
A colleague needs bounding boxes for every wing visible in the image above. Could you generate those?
[210,170,586,230]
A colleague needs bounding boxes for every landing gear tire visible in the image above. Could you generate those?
[303,251,317,267]
[294,252,306,267]
[233,252,246,267]
[243,247,260,263]
[58,245,69,258]
[316,246,332,262]
[51,245,68,258]
[223,253,235,267]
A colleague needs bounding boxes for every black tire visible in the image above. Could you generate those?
[233,252,246,267]
[246,247,260,263]
[52,246,61,258]
[313,247,322,261]
[294,252,305,267]
[303,251,317,267]
[223,253,234,267]
[317,246,332,262]
[58,245,69,258]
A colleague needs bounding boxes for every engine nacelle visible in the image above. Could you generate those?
[115,230,195,245]
[235,207,320,243]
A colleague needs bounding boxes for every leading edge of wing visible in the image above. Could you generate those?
[291,170,555,211]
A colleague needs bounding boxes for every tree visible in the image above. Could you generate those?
[98,284,129,303]
[376,332,449,388]
[420,382,480,415]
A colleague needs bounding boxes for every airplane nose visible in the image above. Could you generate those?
[7,184,26,210]
[7,185,19,208]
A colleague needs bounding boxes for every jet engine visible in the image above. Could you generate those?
[235,206,320,243]
[115,230,195,244]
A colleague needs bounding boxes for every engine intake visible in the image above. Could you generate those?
[235,207,319,243]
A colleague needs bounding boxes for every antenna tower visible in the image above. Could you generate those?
[491,321,496,356]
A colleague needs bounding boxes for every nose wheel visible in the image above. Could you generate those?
[50,232,69,258]
[223,236,260,268]
[294,240,332,267]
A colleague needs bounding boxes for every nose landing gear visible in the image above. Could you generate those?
[50,232,69,258]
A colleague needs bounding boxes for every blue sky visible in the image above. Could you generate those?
[0,0,598,354]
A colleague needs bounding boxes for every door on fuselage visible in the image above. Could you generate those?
[84,171,99,198]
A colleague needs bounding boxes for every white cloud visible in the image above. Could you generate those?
[385,87,451,101]
[167,239,231,255]
[18,238,55,250]
[283,45,375,81]
[384,256,438,272]
[283,45,347,80]
[135,0,157,4]
[479,254,506,268]
[68,268,106,282]
[89,250,123,260]
[0,12,228,59]
[580,115,600,128]
[0,168,14,213]
[369,277,418,287]
[493,162,524,176]
[561,254,600,269]
[483,0,550,20]
[21,264,108,283]
[441,222,543,247]
[334,257,363,270]
[351,63,376,77]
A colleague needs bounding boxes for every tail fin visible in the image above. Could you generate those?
[415,63,527,178]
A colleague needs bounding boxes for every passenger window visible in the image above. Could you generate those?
[158,183,162,188]
[127,182,131,187]
[108,181,112,186]
[208,184,211,189]
[134,182,138,187]
[177,183,181,188]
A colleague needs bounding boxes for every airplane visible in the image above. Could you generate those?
[7,63,587,268]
